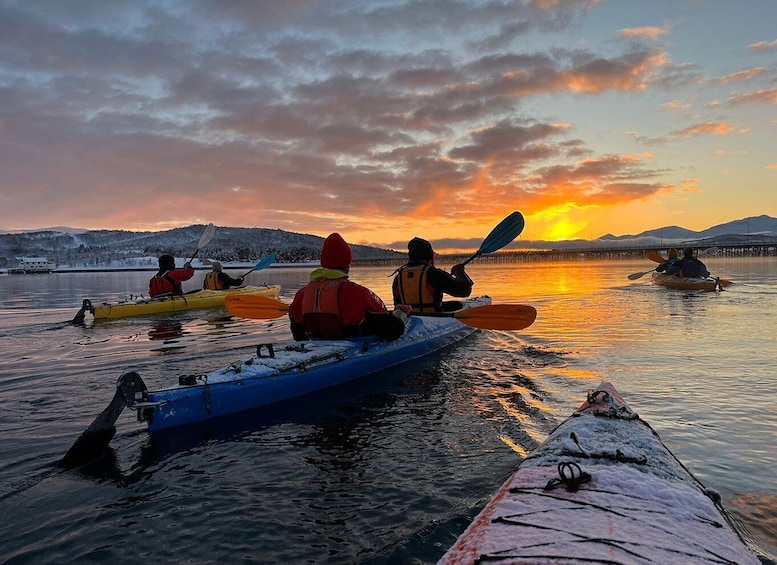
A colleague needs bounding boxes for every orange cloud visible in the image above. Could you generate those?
[747,39,777,51]
[659,99,691,112]
[618,25,670,40]
[679,178,700,193]
[561,51,668,93]
[671,121,735,138]
[714,67,765,84]
[729,88,777,105]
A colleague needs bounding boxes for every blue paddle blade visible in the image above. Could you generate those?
[255,252,276,271]
[478,211,525,255]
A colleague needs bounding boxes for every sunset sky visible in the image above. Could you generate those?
[1,0,775,250]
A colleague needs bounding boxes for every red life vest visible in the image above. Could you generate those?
[393,264,436,313]
[203,271,224,290]
[300,278,347,338]
[148,271,181,297]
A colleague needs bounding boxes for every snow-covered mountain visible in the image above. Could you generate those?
[599,215,777,241]
[0,225,401,269]
[1,215,775,269]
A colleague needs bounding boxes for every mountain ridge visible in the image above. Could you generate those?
[1,215,775,269]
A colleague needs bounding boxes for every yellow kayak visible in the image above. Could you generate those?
[652,272,732,291]
[82,285,281,320]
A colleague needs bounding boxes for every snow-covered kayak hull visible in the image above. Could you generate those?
[90,284,281,319]
[134,296,491,431]
[438,382,759,565]
[652,272,732,291]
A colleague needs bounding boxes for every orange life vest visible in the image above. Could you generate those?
[203,271,224,290]
[148,271,180,297]
[394,264,436,313]
[300,278,346,338]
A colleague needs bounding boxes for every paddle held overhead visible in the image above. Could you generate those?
[461,211,525,266]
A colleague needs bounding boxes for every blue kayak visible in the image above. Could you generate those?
[138,296,491,431]
[62,297,496,466]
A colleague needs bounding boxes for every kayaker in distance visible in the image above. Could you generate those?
[678,247,710,278]
[148,254,195,297]
[392,237,473,313]
[288,232,409,341]
[203,261,244,290]
[655,247,681,275]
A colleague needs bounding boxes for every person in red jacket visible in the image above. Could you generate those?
[289,233,408,341]
[148,254,195,297]
[392,237,473,313]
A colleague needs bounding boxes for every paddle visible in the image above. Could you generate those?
[645,251,666,264]
[225,295,537,331]
[237,252,277,279]
[646,246,719,263]
[461,211,525,266]
[627,270,655,280]
[188,223,216,263]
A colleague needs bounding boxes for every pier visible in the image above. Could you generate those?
[352,240,777,266]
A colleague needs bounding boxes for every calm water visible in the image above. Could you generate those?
[0,258,775,564]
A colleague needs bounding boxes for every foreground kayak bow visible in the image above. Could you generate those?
[438,382,761,564]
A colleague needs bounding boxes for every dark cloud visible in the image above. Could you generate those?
[3,0,768,240]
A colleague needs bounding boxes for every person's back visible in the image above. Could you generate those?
[678,247,709,278]
[393,237,473,313]
[149,254,195,297]
[656,248,681,276]
[289,233,407,341]
[203,261,243,290]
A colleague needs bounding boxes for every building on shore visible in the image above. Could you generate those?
[10,257,57,274]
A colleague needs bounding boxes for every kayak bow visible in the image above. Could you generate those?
[438,382,760,564]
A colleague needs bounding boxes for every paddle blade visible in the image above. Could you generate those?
[645,251,665,264]
[225,294,289,319]
[462,211,526,266]
[453,304,537,330]
[628,270,652,280]
[240,252,277,278]
[478,211,525,255]
[198,223,216,249]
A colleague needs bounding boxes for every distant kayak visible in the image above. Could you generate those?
[77,284,281,320]
[438,382,760,565]
[652,272,732,291]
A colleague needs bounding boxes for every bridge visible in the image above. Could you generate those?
[353,240,777,266]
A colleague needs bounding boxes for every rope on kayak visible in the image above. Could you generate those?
[176,374,211,413]
[568,432,648,465]
[543,462,591,492]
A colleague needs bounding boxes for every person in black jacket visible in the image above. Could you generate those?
[677,247,710,278]
[203,261,244,290]
[655,247,682,275]
[392,237,473,313]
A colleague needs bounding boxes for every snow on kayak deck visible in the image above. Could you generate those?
[439,382,760,565]
[200,310,481,385]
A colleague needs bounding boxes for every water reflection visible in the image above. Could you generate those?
[148,320,184,343]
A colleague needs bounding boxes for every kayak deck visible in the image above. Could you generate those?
[438,382,759,564]
[133,296,492,431]
[89,284,281,319]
